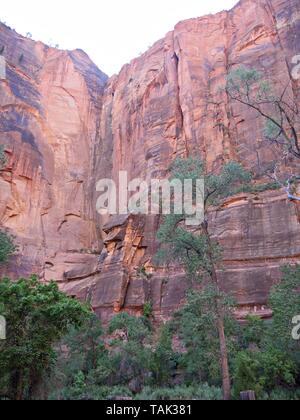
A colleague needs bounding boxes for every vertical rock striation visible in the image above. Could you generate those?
[92,0,300,322]
[0,22,108,290]
[0,0,299,322]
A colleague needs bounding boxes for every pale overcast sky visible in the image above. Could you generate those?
[1,0,239,76]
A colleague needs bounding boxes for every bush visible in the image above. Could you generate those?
[233,349,297,398]
[44,265,300,400]
[135,384,222,400]
[49,377,133,401]
[108,312,151,343]
[0,230,16,264]
[0,277,89,400]
[106,386,133,400]
[143,302,153,318]
[260,388,300,401]
[268,265,300,365]
[173,287,238,386]
[149,325,178,386]
[0,146,16,265]
[0,145,6,168]
[239,315,266,348]
[233,265,300,398]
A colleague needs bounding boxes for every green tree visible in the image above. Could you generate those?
[156,157,252,400]
[0,230,16,264]
[64,314,105,375]
[57,313,154,398]
[174,287,238,387]
[0,276,89,400]
[239,315,266,349]
[233,266,300,398]
[0,146,16,264]
[0,145,6,168]
[233,348,296,398]
[268,265,300,366]
[50,313,180,399]
[226,66,300,161]
[149,324,178,387]
[107,313,153,391]
[226,67,300,202]
[49,314,115,400]
[108,312,151,344]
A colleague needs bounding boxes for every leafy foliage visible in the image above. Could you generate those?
[0,146,16,264]
[143,302,153,318]
[7,265,298,400]
[239,315,266,348]
[233,266,300,398]
[268,265,300,366]
[169,157,252,207]
[0,230,16,264]
[156,215,222,279]
[135,384,222,401]
[260,387,300,401]
[0,145,6,168]
[48,312,180,400]
[156,158,251,279]
[233,349,297,398]
[0,277,89,400]
[108,312,151,343]
[49,314,120,400]
[156,157,252,400]
[149,325,178,387]
[226,66,300,161]
[173,286,238,386]
[106,314,154,390]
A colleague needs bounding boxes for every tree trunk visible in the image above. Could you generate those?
[202,221,231,400]
[28,369,41,400]
[16,372,24,401]
[216,303,231,401]
[10,370,24,400]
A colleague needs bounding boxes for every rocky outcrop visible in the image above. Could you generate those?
[0,22,108,285]
[0,0,300,323]
[91,0,300,322]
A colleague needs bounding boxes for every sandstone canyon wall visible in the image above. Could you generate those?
[0,0,300,323]
[0,23,108,287]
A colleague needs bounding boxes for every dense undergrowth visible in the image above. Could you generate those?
[0,266,299,400]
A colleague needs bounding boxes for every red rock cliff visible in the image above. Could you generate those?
[0,0,300,322]
[0,23,108,287]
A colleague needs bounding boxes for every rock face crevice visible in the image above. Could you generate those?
[0,24,108,283]
[0,0,300,323]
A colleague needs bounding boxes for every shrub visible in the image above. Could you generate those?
[143,302,153,318]
[135,384,222,401]
[173,287,238,387]
[0,230,16,264]
[0,277,90,400]
[233,349,297,398]
[260,388,300,401]
[149,325,178,386]
[0,145,6,167]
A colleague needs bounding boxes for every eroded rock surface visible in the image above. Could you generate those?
[0,22,108,285]
[1,0,300,322]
